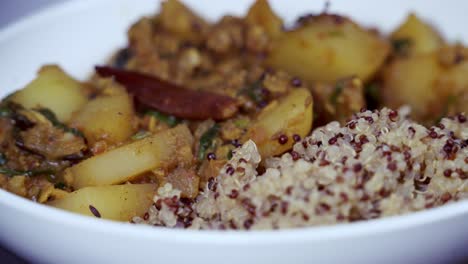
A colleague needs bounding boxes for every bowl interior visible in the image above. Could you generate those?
[0,0,467,240]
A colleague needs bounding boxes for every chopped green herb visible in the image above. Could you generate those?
[146,110,180,127]
[364,83,380,109]
[392,38,412,56]
[197,124,220,161]
[54,182,67,190]
[328,30,343,37]
[0,106,12,118]
[0,167,55,177]
[435,95,457,124]
[329,82,344,106]
[227,149,233,160]
[131,130,150,140]
[0,153,6,166]
[239,79,265,104]
[0,102,35,130]
[37,108,84,137]
[233,118,250,129]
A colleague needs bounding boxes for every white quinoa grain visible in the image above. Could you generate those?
[135,109,467,230]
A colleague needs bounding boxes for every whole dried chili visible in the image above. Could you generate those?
[95,66,239,120]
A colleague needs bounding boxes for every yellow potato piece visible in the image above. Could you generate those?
[382,53,442,120]
[10,65,87,122]
[70,90,135,146]
[391,13,443,55]
[246,0,283,38]
[48,184,156,221]
[67,124,193,189]
[242,88,313,157]
[267,15,390,83]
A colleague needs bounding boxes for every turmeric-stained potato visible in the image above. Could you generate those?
[246,0,283,38]
[70,85,135,146]
[67,125,193,189]
[391,13,443,56]
[267,15,390,83]
[242,88,313,157]
[436,48,468,114]
[10,65,87,122]
[382,53,443,120]
[48,184,156,221]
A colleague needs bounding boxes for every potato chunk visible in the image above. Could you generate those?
[267,14,390,83]
[382,53,442,120]
[10,65,87,122]
[242,88,313,157]
[70,84,135,146]
[48,184,156,221]
[246,0,283,38]
[391,13,443,55]
[67,125,193,189]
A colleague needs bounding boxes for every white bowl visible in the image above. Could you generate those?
[0,1,467,263]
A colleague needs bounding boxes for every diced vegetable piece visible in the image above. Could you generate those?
[70,86,135,145]
[10,65,87,122]
[242,88,313,157]
[436,51,468,114]
[159,0,208,42]
[312,77,365,125]
[391,13,443,55]
[165,167,200,199]
[246,0,283,38]
[382,53,443,120]
[20,123,86,160]
[67,125,193,189]
[95,66,239,120]
[267,14,390,83]
[48,184,157,221]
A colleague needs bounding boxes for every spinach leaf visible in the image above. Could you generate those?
[197,124,220,161]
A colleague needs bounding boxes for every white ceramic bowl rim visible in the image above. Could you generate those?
[1,0,468,245]
[2,188,468,244]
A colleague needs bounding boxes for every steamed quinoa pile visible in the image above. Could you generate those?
[134,108,467,230]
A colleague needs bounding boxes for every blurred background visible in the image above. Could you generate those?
[0,0,65,27]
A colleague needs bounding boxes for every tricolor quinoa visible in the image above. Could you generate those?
[134,108,467,230]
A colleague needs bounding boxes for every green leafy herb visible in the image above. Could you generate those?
[197,124,220,161]
[37,108,84,137]
[131,130,150,140]
[239,79,265,104]
[233,118,250,129]
[0,153,6,166]
[328,30,344,37]
[54,182,67,190]
[435,95,457,124]
[0,106,12,118]
[0,102,35,130]
[364,83,380,109]
[329,82,344,106]
[146,110,180,127]
[227,149,233,160]
[0,167,55,177]
[392,38,412,56]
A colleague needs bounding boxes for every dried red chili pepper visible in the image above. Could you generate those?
[95,66,239,120]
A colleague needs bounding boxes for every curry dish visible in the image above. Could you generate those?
[0,0,466,230]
